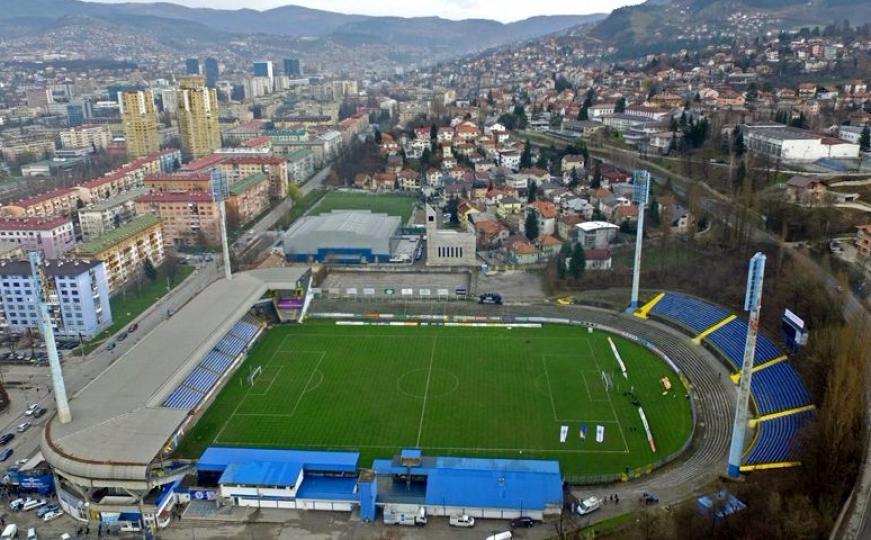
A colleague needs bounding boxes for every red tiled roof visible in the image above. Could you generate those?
[136,191,215,203]
[0,216,72,230]
[530,200,558,219]
[223,155,285,165]
[16,187,77,207]
[241,136,270,147]
[181,154,226,171]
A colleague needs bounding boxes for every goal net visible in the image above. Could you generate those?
[247,365,263,387]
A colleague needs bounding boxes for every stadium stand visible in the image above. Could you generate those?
[750,362,812,415]
[642,291,814,470]
[742,409,815,468]
[648,292,730,333]
[706,318,782,368]
[162,316,264,410]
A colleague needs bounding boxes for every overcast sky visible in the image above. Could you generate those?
[90,0,641,23]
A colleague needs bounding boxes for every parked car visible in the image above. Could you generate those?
[128,323,139,333]
[26,527,36,540]
[8,498,24,511]
[42,510,63,521]
[32,408,46,419]
[0,434,14,446]
[36,503,57,517]
[117,332,128,342]
[16,423,30,433]
[478,292,503,305]
[0,524,16,540]
[0,449,13,462]
[510,516,535,528]
[449,514,475,528]
[485,533,512,540]
[22,499,45,512]
[574,496,602,515]
[106,342,116,351]
[640,492,659,505]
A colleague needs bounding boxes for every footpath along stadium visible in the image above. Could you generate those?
[37,268,813,530]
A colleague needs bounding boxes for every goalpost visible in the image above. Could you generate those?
[247,365,263,387]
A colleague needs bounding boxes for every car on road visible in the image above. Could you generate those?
[117,331,128,341]
[574,496,602,515]
[106,342,116,351]
[0,434,14,446]
[32,408,46,419]
[0,449,13,462]
[24,404,38,416]
[640,492,659,505]
[128,323,138,333]
[16,422,30,433]
[511,516,535,528]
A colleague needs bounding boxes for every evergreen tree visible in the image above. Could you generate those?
[615,97,626,113]
[520,140,533,169]
[861,127,871,152]
[591,160,602,189]
[648,195,661,226]
[535,153,548,170]
[569,243,585,279]
[525,209,539,241]
[734,127,745,156]
[143,258,157,282]
[579,106,589,121]
[447,197,459,224]
[430,123,437,141]
[527,180,538,202]
[374,128,382,144]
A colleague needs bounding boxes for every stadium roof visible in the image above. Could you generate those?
[198,446,359,474]
[282,210,400,256]
[41,267,310,484]
[219,461,303,488]
[373,452,562,511]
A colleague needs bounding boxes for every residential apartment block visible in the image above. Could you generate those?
[226,173,270,227]
[59,124,112,151]
[0,259,112,339]
[119,90,161,158]
[77,188,147,242]
[135,191,220,247]
[0,217,76,259]
[73,215,165,291]
[177,76,221,159]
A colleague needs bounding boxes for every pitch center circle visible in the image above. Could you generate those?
[397,368,460,399]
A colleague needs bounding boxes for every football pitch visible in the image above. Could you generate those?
[175,322,693,478]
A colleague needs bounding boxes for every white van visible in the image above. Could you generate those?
[484,532,512,540]
[25,528,35,540]
[0,524,17,540]
[449,514,475,528]
[574,496,602,515]
[7,499,23,511]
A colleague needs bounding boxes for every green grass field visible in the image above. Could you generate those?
[312,192,416,224]
[175,322,693,478]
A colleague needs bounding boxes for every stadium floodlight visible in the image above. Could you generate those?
[727,252,766,478]
[28,252,71,424]
[626,170,651,313]
[211,169,232,281]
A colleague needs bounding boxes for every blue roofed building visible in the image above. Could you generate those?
[198,447,360,511]
[372,450,563,520]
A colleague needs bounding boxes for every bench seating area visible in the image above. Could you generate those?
[649,292,730,333]
[706,318,782,368]
[744,410,815,465]
[646,291,814,469]
[162,316,264,410]
[751,362,812,416]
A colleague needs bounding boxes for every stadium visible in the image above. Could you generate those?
[38,267,813,531]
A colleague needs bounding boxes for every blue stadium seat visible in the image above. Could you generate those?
[706,319,782,369]
[744,410,815,465]
[182,367,219,393]
[750,362,812,415]
[649,293,730,332]
[162,386,205,410]
[200,350,233,373]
